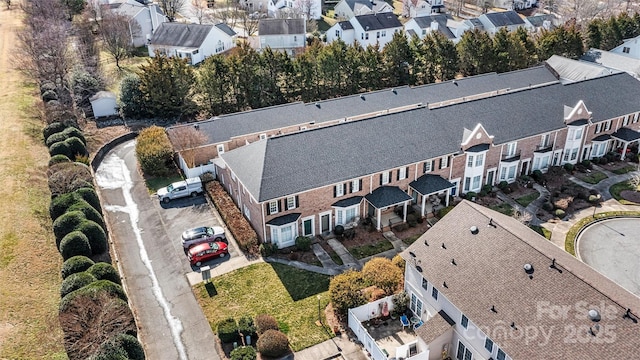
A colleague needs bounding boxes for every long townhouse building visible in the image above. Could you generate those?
[207,72,640,248]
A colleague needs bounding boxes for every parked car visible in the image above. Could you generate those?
[188,241,229,266]
[181,226,226,249]
[157,177,203,203]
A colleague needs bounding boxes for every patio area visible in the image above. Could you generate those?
[364,319,419,358]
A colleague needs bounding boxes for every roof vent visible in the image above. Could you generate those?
[441,243,446,249]
[409,251,416,258]
[315,102,320,108]
[452,80,458,86]
[416,265,423,273]
[488,218,496,228]
[424,239,429,247]
[623,309,638,323]
[524,263,534,279]
[588,309,601,322]
[510,322,517,329]
[451,258,457,266]
[194,124,200,130]
[443,281,448,288]
[391,88,397,94]
[549,258,563,273]
[490,305,497,313]
[360,94,365,100]
[469,226,479,235]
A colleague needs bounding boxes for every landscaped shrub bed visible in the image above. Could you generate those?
[206,181,259,254]
[256,329,290,358]
[41,121,143,359]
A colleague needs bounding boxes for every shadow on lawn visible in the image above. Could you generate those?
[204,282,218,297]
[270,262,330,301]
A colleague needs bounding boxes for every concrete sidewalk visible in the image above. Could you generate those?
[291,333,368,360]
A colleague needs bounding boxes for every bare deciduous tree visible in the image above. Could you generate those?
[192,0,214,24]
[159,0,187,21]
[96,8,141,70]
[238,10,260,36]
[168,125,209,168]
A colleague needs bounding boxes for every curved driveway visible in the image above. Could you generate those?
[95,140,221,360]
[578,218,640,298]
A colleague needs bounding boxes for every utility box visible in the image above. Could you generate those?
[201,266,211,282]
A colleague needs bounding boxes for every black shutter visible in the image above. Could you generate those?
[431,160,435,171]
[266,203,271,215]
[379,174,383,185]
[349,181,353,194]
[278,200,282,213]
[423,162,427,173]
[396,169,400,181]
[334,186,337,197]
[284,199,288,211]
[359,179,362,191]
[406,167,409,177]
[295,195,299,208]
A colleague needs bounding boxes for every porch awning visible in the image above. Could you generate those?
[466,143,490,153]
[364,186,412,209]
[266,213,301,226]
[332,196,363,208]
[409,174,455,196]
[612,127,640,142]
[415,310,455,344]
[592,134,611,142]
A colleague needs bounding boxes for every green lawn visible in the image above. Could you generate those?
[612,165,638,175]
[529,225,552,240]
[144,174,184,194]
[609,181,639,205]
[348,239,394,259]
[402,234,421,246]
[194,263,332,351]
[565,211,640,255]
[576,170,608,184]
[515,192,539,207]
[490,203,514,216]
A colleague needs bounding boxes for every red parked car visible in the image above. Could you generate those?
[187,241,229,267]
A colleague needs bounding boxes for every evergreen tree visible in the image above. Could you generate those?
[198,55,235,116]
[382,31,413,87]
[138,53,197,119]
[536,24,584,61]
[359,44,385,91]
[511,27,537,68]
[586,20,603,49]
[119,73,148,119]
[408,34,436,85]
[432,32,459,81]
[457,29,495,76]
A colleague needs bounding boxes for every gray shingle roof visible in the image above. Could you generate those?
[221,72,640,201]
[412,14,455,39]
[215,23,236,36]
[483,10,525,27]
[150,23,213,47]
[332,196,363,207]
[338,21,354,30]
[364,186,412,208]
[258,18,305,35]
[466,143,490,152]
[266,213,300,226]
[592,134,611,141]
[414,310,455,344]
[612,127,640,142]
[582,48,640,77]
[355,13,402,31]
[403,200,640,359]
[545,55,617,83]
[179,66,558,146]
[409,175,455,196]
[526,14,555,28]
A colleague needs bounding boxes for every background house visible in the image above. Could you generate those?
[108,0,167,47]
[404,14,456,42]
[477,11,526,35]
[268,0,322,19]
[148,23,236,65]
[327,13,403,49]
[333,0,393,20]
[257,18,306,55]
[581,48,640,79]
[610,34,640,58]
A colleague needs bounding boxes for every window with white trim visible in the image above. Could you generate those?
[461,314,469,329]
[604,120,612,131]
[217,144,225,154]
[484,337,494,353]
[595,123,603,134]
[532,154,550,171]
[268,201,278,215]
[499,163,517,182]
[634,113,639,123]
[398,167,407,180]
[410,292,423,316]
[421,277,428,290]
[467,155,474,167]
[574,128,583,140]
[541,133,550,147]
[243,205,251,220]
[450,180,459,196]
[464,177,471,192]
[424,161,433,173]
[335,204,359,225]
[456,341,472,360]
[352,179,360,192]
[431,287,438,300]
[592,142,607,157]
[286,196,296,210]
[506,142,517,157]
[335,183,345,197]
[381,171,390,185]
[440,156,449,169]
[497,348,506,360]
[475,154,484,167]
[472,175,481,190]
[570,147,579,161]
[623,115,630,126]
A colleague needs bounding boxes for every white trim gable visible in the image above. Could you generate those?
[460,123,493,147]
[563,100,592,124]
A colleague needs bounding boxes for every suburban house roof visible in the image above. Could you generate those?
[258,18,305,35]
[482,10,525,27]
[214,23,237,36]
[90,91,116,101]
[171,66,558,146]
[612,127,640,142]
[402,200,640,359]
[411,14,455,39]
[266,213,300,226]
[220,72,640,202]
[526,13,555,29]
[355,13,402,31]
[149,23,213,47]
[364,186,412,208]
[342,0,390,12]
[545,55,618,83]
[464,18,484,29]
[332,196,363,207]
[581,48,640,77]
[414,310,455,344]
[338,20,354,30]
[409,175,455,196]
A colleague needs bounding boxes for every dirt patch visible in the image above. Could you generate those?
[82,121,130,156]
[620,190,640,204]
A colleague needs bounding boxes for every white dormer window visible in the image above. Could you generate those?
[260,133,267,140]
[217,144,225,154]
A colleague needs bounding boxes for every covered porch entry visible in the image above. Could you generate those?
[409,174,454,218]
[611,127,640,160]
[364,186,412,231]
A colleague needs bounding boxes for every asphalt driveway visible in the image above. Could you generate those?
[95,140,224,360]
[577,218,640,297]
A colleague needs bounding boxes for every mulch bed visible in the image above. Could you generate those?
[620,190,640,204]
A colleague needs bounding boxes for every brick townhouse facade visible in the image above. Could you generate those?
[171,71,640,248]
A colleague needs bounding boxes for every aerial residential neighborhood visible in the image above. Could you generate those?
[3,0,640,359]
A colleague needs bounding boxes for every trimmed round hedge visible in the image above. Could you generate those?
[217,318,239,344]
[53,211,86,248]
[46,132,68,147]
[230,346,256,360]
[106,333,145,360]
[87,263,121,285]
[50,189,102,221]
[67,201,105,229]
[62,127,86,145]
[60,231,92,260]
[75,188,102,214]
[43,122,67,140]
[49,141,72,158]
[60,280,128,312]
[48,154,71,167]
[76,220,108,255]
[60,272,97,298]
[61,255,95,279]
[255,314,279,336]
[89,342,128,360]
[256,329,289,358]
[65,136,88,158]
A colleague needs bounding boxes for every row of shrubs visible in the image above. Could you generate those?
[43,121,145,359]
[217,314,289,360]
[206,181,259,254]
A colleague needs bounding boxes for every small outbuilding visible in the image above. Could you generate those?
[90,91,118,118]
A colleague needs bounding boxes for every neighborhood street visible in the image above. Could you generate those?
[95,140,222,360]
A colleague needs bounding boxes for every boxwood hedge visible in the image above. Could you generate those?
[87,263,121,285]
[49,141,73,158]
[60,280,128,312]
[48,154,71,167]
[43,122,67,140]
[217,318,239,344]
[60,272,97,298]
[53,211,86,247]
[59,231,92,260]
[61,255,95,279]
[76,220,108,255]
[256,329,289,358]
